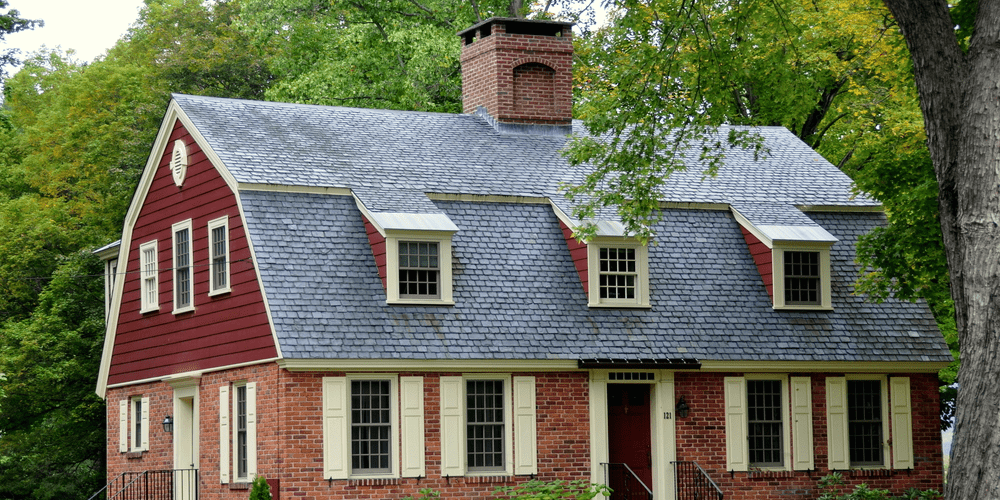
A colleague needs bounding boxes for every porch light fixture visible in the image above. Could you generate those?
[676,396,690,418]
[162,415,174,433]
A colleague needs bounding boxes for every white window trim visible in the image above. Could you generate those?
[119,396,150,453]
[105,258,118,321]
[172,219,195,315]
[587,238,650,308]
[139,240,159,314]
[208,216,231,296]
[772,243,832,310]
[221,381,257,483]
[724,375,791,471]
[440,374,533,477]
[323,374,427,480]
[827,375,892,470]
[385,232,454,305]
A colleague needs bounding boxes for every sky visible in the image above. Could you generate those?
[5,0,146,67]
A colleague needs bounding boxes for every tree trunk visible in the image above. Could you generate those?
[883,0,1000,496]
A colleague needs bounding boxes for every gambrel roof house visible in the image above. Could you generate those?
[97,17,951,500]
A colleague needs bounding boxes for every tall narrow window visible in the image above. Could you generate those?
[208,216,230,295]
[784,251,820,305]
[236,384,248,480]
[351,380,392,474]
[467,379,505,471]
[139,241,158,313]
[172,220,194,313]
[398,241,440,298]
[747,380,783,467]
[599,247,637,299]
[133,397,143,450]
[848,380,883,466]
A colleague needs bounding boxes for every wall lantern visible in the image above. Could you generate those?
[162,415,174,433]
[676,396,690,418]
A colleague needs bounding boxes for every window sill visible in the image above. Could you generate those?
[208,288,231,297]
[228,482,251,490]
[126,451,145,459]
[388,299,455,306]
[140,307,159,315]
[773,305,833,311]
[588,302,651,309]
[172,305,196,315]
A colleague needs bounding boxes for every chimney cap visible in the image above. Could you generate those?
[457,17,574,38]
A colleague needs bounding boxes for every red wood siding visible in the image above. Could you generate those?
[560,221,588,295]
[740,226,774,300]
[362,214,388,289]
[108,120,276,386]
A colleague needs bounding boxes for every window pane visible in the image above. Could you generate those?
[212,225,227,290]
[351,380,392,474]
[237,385,248,478]
[747,380,783,466]
[784,251,820,304]
[467,380,504,471]
[599,247,637,300]
[399,242,440,298]
[848,380,883,466]
[175,228,191,307]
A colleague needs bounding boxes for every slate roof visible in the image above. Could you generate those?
[172,94,951,364]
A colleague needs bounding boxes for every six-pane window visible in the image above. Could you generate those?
[784,251,820,305]
[209,219,229,293]
[848,380,883,466]
[140,241,158,312]
[748,380,783,467]
[398,242,440,298]
[351,380,392,473]
[599,247,637,299]
[467,380,505,471]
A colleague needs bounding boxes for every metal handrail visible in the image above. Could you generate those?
[672,461,723,500]
[602,462,653,498]
[87,469,200,500]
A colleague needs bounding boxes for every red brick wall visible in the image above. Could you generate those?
[673,372,944,499]
[108,367,591,500]
[460,21,573,125]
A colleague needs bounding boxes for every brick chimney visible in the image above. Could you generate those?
[458,18,574,133]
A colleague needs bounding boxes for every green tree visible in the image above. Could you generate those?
[0,252,107,499]
[0,1,42,79]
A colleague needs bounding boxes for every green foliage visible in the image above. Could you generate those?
[492,480,611,500]
[816,473,942,500]
[0,1,42,79]
[402,488,442,500]
[0,252,107,499]
[249,475,272,500]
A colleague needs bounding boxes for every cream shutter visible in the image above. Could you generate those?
[826,377,849,470]
[140,397,150,451]
[323,377,349,480]
[220,386,230,483]
[247,382,258,477]
[439,376,465,476]
[119,400,128,453]
[400,376,426,477]
[891,377,914,469]
[724,377,748,471]
[513,376,537,475]
[790,377,814,470]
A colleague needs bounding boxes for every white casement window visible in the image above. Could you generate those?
[119,396,150,453]
[439,374,537,476]
[323,375,425,479]
[220,382,257,483]
[172,219,195,314]
[587,239,650,308]
[826,376,912,470]
[385,233,454,305]
[208,216,231,296]
[772,245,832,310]
[139,240,159,313]
[725,375,813,471]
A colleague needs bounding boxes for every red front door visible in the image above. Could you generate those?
[608,384,653,498]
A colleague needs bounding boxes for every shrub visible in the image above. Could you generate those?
[493,480,611,500]
[248,475,271,500]
[816,473,941,500]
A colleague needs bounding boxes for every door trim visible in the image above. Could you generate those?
[590,370,675,500]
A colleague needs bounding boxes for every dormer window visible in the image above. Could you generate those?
[398,241,440,299]
[783,251,820,305]
[772,245,831,310]
[588,239,649,308]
